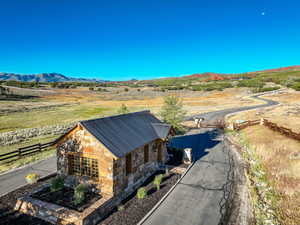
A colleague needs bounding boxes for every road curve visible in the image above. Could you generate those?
[139,94,279,225]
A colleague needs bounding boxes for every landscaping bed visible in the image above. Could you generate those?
[0,178,52,225]
[31,186,101,212]
[99,171,181,225]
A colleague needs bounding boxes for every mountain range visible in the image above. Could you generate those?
[0,73,105,83]
[1,65,300,83]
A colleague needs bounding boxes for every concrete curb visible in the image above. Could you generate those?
[137,163,194,225]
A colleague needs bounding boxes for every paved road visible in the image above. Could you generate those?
[0,156,56,196]
[139,94,278,225]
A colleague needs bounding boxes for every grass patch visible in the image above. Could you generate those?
[235,132,281,225]
[0,147,55,173]
[0,134,59,154]
[0,134,58,173]
[0,104,112,132]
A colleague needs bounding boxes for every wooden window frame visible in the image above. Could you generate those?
[144,144,149,163]
[68,153,99,180]
[157,141,163,162]
[125,153,132,176]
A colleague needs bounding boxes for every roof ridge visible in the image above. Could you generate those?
[80,110,151,124]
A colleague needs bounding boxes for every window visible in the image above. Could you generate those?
[125,153,132,175]
[69,154,99,180]
[144,144,149,163]
[157,142,163,162]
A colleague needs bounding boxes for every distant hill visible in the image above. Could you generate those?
[0,73,106,83]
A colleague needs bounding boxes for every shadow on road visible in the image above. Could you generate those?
[168,129,221,161]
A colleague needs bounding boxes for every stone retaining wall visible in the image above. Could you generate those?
[0,123,76,146]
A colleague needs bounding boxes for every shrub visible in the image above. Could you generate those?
[252,86,280,93]
[292,82,300,91]
[50,176,65,192]
[117,104,130,114]
[153,174,163,190]
[137,187,147,199]
[237,79,264,88]
[74,184,87,205]
[124,88,129,92]
[89,87,94,91]
[25,173,39,184]
[118,205,125,211]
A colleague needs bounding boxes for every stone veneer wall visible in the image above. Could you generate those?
[56,124,116,195]
[113,139,168,195]
[56,124,168,197]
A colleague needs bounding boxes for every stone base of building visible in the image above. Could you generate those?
[14,165,162,225]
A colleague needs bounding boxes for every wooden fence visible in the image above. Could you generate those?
[233,119,300,142]
[0,141,55,163]
[199,119,227,129]
[233,119,260,130]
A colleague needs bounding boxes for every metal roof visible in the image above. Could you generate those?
[80,110,171,158]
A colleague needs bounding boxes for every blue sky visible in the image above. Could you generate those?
[0,0,299,81]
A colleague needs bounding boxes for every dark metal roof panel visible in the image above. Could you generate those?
[80,111,170,158]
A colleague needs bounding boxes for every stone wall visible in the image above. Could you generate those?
[113,139,168,195]
[56,124,116,195]
[0,122,76,146]
[57,124,168,197]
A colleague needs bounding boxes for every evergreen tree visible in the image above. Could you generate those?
[160,95,186,133]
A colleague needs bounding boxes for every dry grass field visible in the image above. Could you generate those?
[0,87,263,132]
[228,90,300,132]
[226,90,300,224]
[236,126,300,225]
[0,86,263,172]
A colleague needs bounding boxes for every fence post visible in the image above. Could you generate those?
[260,118,265,126]
[39,143,42,152]
[18,148,22,159]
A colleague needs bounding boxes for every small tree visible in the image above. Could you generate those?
[74,184,87,205]
[159,95,186,133]
[50,176,65,192]
[117,104,129,114]
[153,174,163,190]
[137,187,147,199]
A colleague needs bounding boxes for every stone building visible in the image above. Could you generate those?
[56,110,173,197]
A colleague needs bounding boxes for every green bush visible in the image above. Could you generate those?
[25,173,39,184]
[292,82,300,91]
[50,176,65,192]
[252,86,280,93]
[117,104,129,114]
[153,174,164,190]
[237,79,264,88]
[117,204,125,211]
[191,82,233,92]
[137,187,147,199]
[74,184,87,205]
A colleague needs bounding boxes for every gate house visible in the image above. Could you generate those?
[56,110,173,196]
